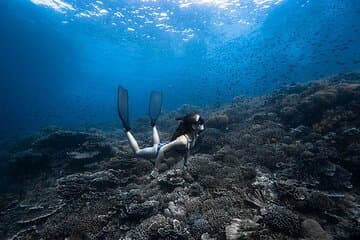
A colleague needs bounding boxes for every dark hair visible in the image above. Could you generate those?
[171,113,204,140]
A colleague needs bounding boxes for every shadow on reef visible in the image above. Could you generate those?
[0,73,360,240]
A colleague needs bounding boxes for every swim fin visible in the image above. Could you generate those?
[149,90,163,126]
[118,86,131,131]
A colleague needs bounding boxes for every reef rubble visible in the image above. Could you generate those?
[0,73,359,239]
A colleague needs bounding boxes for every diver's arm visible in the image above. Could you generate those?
[154,136,187,169]
[183,150,191,170]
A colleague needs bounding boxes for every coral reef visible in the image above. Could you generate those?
[0,73,360,239]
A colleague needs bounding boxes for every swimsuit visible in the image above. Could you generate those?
[156,141,169,157]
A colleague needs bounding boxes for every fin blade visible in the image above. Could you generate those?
[118,86,130,130]
[149,90,162,126]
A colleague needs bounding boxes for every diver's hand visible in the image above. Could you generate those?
[150,169,159,178]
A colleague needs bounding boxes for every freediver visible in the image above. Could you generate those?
[117,86,205,178]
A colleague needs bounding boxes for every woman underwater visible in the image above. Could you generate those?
[117,86,205,178]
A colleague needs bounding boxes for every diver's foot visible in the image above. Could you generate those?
[122,120,131,132]
[150,169,159,179]
[183,169,193,182]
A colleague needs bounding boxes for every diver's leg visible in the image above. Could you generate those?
[126,131,140,153]
[136,146,157,158]
[126,131,157,157]
[152,126,160,145]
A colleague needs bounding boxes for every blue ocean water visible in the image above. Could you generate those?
[0,0,359,138]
